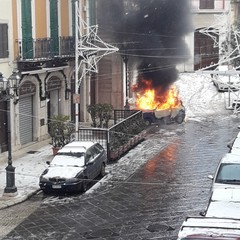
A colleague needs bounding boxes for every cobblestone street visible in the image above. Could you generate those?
[1,114,240,240]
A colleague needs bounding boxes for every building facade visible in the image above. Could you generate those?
[0,0,88,155]
[182,0,233,71]
[0,0,238,156]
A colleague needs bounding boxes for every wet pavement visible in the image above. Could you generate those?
[1,114,240,240]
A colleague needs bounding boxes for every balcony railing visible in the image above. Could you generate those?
[16,36,75,61]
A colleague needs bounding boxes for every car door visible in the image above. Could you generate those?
[85,149,96,180]
[90,145,103,178]
[92,144,104,177]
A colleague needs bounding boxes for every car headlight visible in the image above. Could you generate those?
[65,178,78,183]
[40,176,48,182]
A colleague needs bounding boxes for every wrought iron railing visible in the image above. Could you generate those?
[35,38,51,58]
[78,110,146,161]
[60,37,75,56]
[15,36,75,60]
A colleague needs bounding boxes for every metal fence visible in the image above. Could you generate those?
[77,110,146,161]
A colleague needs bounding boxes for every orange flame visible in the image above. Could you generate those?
[134,84,181,111]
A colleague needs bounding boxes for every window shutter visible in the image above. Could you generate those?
[0,24,9,58]
[50,0,59,56]
[21,0,33,59]
[72,0,76,37]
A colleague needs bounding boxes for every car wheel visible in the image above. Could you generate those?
[81,178,88,192]
[42,189,50,194]
[175,111,185,124]
[99,163,106,177]
[144,118,152,126]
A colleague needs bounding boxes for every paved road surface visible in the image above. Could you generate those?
[1,114,239,240]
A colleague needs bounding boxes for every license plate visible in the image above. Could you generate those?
[52,185,61,189]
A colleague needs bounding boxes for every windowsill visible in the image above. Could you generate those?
[192,9,229,14]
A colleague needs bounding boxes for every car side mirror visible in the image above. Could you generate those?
[46,160,50,165]
[87,160,94,166]
[208,175,213,180]
[199,210,206,217]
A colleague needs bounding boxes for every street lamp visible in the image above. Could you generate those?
[0,70,21,196]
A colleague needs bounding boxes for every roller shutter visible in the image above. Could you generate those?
[19,96,33,145]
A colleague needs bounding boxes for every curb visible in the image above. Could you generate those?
[0,189,41,210]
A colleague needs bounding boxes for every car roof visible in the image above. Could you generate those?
[220,153,240,164]
[58,141,95,153]
[178,217,240,239]
[205,189,240,219]
[232,137,240,148]
[231,147,240,155]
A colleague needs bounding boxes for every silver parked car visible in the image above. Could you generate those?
[39,141,107,193]
[212,65,240,92]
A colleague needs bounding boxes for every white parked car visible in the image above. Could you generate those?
[200,188,240,219]
[208,153,240,192]
[228,131,240,155]
[39,141,108,193]
[212,65,240,92]
[177,217,240,240]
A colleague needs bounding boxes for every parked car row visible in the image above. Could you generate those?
[39,141,108,193]
[177,128,240,239]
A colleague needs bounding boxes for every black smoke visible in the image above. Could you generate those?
[97,0,193,96]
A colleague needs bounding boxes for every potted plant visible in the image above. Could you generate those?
[48,115,75,155]
[87,103,113,128]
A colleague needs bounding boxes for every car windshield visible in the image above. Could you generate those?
[181,238,240,240]
[50,152,85,167]
[180,235,240,240]
[215,163,240,184]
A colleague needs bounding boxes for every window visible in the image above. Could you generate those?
[95,143,104,152]
[85,151,93,163]
[200,0,214,9]
[0,23,8,58]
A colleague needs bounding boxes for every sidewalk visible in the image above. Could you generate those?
[0,140,53,210]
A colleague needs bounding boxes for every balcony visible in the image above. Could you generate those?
[15,36,75,72]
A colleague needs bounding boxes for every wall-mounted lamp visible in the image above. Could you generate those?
[65,88,71,100]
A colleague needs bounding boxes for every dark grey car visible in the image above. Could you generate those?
[39,141,107,193]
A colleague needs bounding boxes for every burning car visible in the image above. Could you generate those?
[142,103,185,125]
[130,83,186,125]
